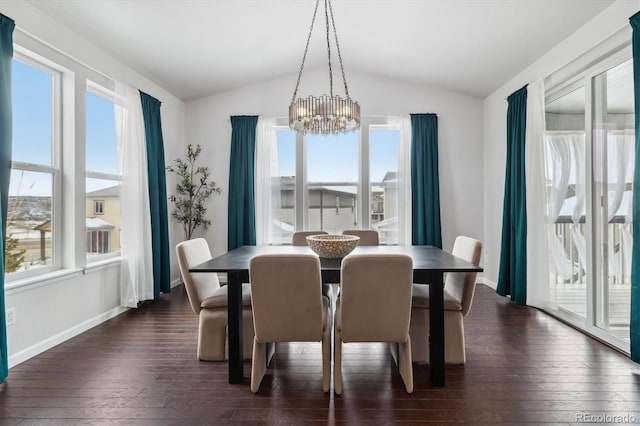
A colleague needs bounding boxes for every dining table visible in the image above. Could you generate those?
[189,244,483,387]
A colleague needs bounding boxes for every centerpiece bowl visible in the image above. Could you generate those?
[306,234,360,259]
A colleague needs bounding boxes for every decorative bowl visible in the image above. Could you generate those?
[306,234,360,259]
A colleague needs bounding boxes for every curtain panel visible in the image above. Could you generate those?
[410,113,442,248]
[0,12,15,384]
[140,91,171,299]
[228,115,258,250]
[525,80,556,310]
[628,10,640,363]
[116,84,154,307]
[254,117,279,245]
[389,116,413,245]
[497,85,528,306]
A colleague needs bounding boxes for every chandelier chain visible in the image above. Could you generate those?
[291,0,321,103]
[324,0,334,98]
[288,0,360,135]
[327,0,350,98]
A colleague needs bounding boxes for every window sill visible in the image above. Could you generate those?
[5,257,122,295]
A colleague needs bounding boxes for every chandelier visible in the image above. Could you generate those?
[289,0,360,135]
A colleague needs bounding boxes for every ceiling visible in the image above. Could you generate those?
[25,0,615,102]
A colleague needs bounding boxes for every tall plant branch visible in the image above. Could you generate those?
[167,144,222,240]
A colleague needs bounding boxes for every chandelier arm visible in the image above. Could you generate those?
[327,0,350,98]
[324,0,334,98]
[291,0,321,103]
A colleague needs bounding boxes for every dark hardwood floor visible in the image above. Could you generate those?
[1,284,639,425]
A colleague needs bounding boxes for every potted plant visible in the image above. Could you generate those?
[167,144,221,240]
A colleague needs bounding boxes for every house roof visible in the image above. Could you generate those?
[86,218,115,230]
[86,185,120,198]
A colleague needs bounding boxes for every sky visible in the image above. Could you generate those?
[277,128,400,183]
[10,59,118,197]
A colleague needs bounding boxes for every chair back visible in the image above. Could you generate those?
[292,231,328,246]
[342,230,379,246]
[445,236,482,316]
[250,254,324,342]
[340,253,413,342]
[176,238,221,315]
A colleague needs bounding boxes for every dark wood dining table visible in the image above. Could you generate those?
[189,244,483,387]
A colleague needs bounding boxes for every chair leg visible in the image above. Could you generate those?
[266,342,276,367]
[198,309,227,361]
[398,339,414,394]
[242,308,255,359]
[322,320,331,393]
[334,327,343,395]
[389,342,398,366]
[250,337,267,393]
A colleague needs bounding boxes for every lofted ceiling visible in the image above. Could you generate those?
[24,0,615,102]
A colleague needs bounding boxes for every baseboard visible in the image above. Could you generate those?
[170,278,182,289]
[478,276,497,290]
[8,305,130,369]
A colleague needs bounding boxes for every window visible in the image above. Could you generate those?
[6,57,60,278]
[307,132,359,233]
[269,119,403,245]
[369,127,401,244]
[94,200,105,215]
[87,230,111,254]
[271,129,296,245]
[85,86,121,259]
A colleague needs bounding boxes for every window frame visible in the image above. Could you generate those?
[84,81,123,263]
[6,52,63,281]
[543,33,633,354]
[272,117,401,244]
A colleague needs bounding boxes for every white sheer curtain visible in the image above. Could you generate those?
[569,133,588,276]
[255,117,280,245]
[544,131,587,284]
[607,130,634,280]
[546,133,574,281]
[389,116,412,245]
[525,80,556,309]
[114,83,154,308]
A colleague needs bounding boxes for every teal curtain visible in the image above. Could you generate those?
[0,13,15,383]
[140,91,171,299]
[228,115,258,250]
[629,11,640,363]
[497,86,528,306]
[410,113,442,248]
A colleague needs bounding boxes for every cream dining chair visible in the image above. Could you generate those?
[249,254,331,393]
[176,238,254,361]
[342,229,379,246]
[409,236,482,364]
[291,230,328,246]
[292,231,334,300]
[334,253,414,394]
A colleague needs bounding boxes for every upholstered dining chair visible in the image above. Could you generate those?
[249,254,331,393]
[409,236,482,365]
[176,238,254,361]
[291,230,328,246]
[342,229,379,246]
[292,230,334,300]
[334,253,414,395]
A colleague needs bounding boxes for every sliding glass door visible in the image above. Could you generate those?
[544,53,633,351]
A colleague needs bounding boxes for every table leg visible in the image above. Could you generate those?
[227,271,244,384]
[428,271,445,387]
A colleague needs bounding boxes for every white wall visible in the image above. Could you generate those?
[186,68,484,257]
[482,0,640,286]
[1,2,186,365]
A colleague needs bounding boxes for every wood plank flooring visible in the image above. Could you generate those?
[1,284,639,425]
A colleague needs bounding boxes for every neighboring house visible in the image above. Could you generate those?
[85,185,121,254]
